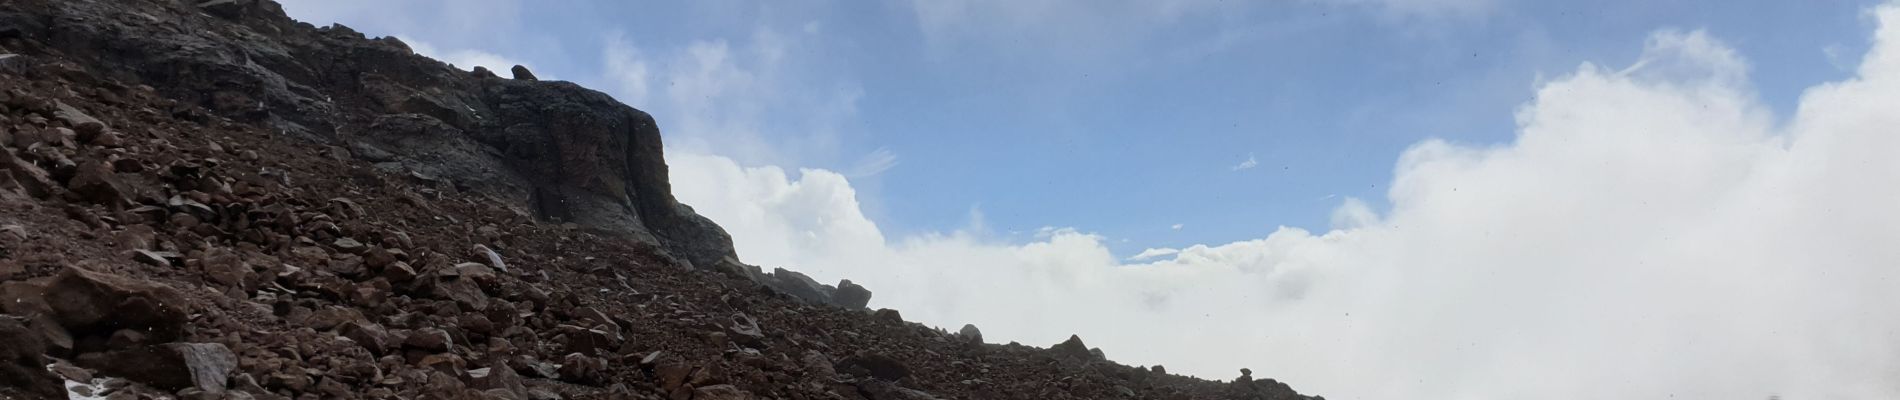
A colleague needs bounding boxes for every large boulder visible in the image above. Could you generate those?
[80,342,238,392]
[42,265,192,342]
[1050,334,1095,360]
[0,315,65,399]
[833,279,873,309]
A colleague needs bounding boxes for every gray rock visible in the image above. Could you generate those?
[833,279,873,309]
[510,64,537,81]
[958,324,983,344]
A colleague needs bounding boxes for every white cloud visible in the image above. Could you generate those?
[1171,223,1186,230]
[671,7,1900,400]
[1232,153,1259,171]
[597,30,863,168]
[1128,248,1182,261]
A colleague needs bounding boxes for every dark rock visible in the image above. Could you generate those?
[726,312,765,347]
[53,100,106,140]
[510,65,537,81]
[834,279,873,309]
[67,159,128,205]
[874,308,903,323]
[693,384,754,400]
[858,380,943,400]
[84,342,237,392]
[338,320,392,355]
[555,324,617,356]
[0,147,55,199]
[468,365,527,397]
[43,266,191,342]
[1050,334,1093,360]
[837,352,910,381]
[958,324,982,344]
[472,244,509,272]
[404,327,453,353]
[557,353,606,385]
[0,315,64,399]
[196,0,252,19]
[762,267,834,305]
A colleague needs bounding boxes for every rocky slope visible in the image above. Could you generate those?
[0,0,1319,399]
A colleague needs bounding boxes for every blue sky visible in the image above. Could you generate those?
[285,0,1874,256]
[282,1,1900,398]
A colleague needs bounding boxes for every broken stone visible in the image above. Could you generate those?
[472,244,508,272]
[404,327,454,353]
[0,147,55,199]
[469,365,527,397]
[133,249,181,267]
[557,353,605,385]
[84,342,237,392]
[693,384,754,400]
[727,312,765,347]
[837,352,910,381]
[858,380,943,400]
[53,101,106,139]
[66,159,127,205]
[874,308,903,323]
[338,320,392,355]
[833,279,872,309]
[958,324,983,344]
[331,237,366,254]
[43,266,191,341]
[511,65,538,81]
[0,315,64,399]
[555,324,617,356]
[1050,334,1094,360]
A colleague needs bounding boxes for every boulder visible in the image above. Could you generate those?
[763,267,833,305]
[472,244,508,272]
[43,265,191,342]
[510,65,537,81]
[0,316,64,399]
[0,147,55,199]
[693,384,754,400]
[404,327,454,353]
[52,100,106,141]
[557,353,606,385]
[66,159,128,205]
[469,365,527,397]
[726,312,765,348]
[1050,334,1093,360]
[83,342,238,392]
[837,352,910,381]
[833,279,873,309]
[874,308,902,323]
[338,320,392,355]
[858,380,943,400]
[957,324,983,344]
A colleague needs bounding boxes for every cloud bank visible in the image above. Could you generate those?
[670,5,1900,400]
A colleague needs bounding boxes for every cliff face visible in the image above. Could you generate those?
[0,0,736,269]
[0,1,1317,399]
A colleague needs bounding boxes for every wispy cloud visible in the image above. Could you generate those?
[846,147,900,178]
[1231,153,1259,171]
